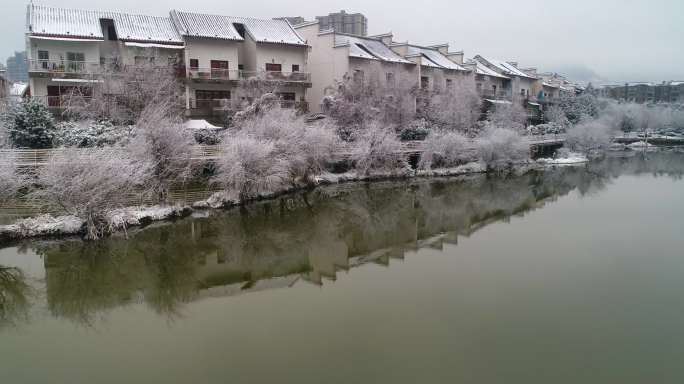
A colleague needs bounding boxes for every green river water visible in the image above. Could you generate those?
[1,151,684,383]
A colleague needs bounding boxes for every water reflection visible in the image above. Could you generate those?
[4,151,684,327]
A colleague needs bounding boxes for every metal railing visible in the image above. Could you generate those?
[28,59,101,75]
[31,95,93,108]
[239,71,311,83]
[190,98,233,110]
[187,68,240,81]
[479,89,512,100]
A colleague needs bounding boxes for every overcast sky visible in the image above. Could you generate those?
[3,0,683,83]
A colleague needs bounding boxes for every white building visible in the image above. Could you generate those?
[295,21,419,113]
[25,4,311,117]
[387,40,471,92]
[473,55,541,102]
[170,10,311,116]
[26,4,185,111]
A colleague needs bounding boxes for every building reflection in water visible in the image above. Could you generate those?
[2,151,684,326]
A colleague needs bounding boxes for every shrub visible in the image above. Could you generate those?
[2,99,56,148]
[351,122,408,175]
[486,102,528,133]
[0,153,29,204]
[128,102,197,199]
[419,130,472,170]
[476,127,530,170]
[566,119,614,154]
[30,148,152,240]
[212,134,289,200]
[53,120,136,148]
[400,119,431,141]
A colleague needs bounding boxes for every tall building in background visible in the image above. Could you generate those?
[315,10,367,36]
[6,51,29,82]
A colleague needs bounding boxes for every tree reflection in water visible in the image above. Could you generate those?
[0,266,33,329]
[7,150,684,327]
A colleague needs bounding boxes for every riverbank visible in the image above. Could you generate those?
[1,160,533,244]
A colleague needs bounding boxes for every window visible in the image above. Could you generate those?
[386,72,395,87]
[278,92,296,101]
[233,23,246,38]
[421,76,430,90]
[476,83,482,91]
[266,63,282,72]
[476,74,485,81]
[353,69,364,83]
[292,64,300,72]
[238,64,244,70]
[446,78,453,89]
[189,59,199,69]
[38,50,49,69]
[66,52,85,72]
[211,60,229,79]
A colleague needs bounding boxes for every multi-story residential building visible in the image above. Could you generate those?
[294,21,419,113]
[0,71,9,99]
[387,40,470,93]
[473,55,541,103]
[315,10,368,36]
[5,51,29,83]
[170,10,311,116]
[600,81,684,104]
[25,4,311,117]
[26,4,185,111]
[466,58,511,101]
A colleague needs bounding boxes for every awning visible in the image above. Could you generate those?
[31,35,104,42]
[124,42,185,50]
[528,102,541,106]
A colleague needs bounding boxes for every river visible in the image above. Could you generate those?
[1,150,684,383]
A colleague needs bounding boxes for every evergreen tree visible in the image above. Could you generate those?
[3,99,56,148]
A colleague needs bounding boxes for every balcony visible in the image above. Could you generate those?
[32,95,93,111]
[239,71,312,85]
[479,89,512,100]
[187,68,240,82]
[29,60,101,77]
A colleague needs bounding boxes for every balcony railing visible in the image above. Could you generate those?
[32,95,93,109]
[279,100,309,110]
[190,98,233,110]
[239,71,311,83]
[29,60,101,75]
[187,68,240,81]
[479,89,512,100]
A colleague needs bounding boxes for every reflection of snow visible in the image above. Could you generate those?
[538,152,588,165]
[627,141,655,149]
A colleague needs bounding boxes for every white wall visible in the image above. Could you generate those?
[296,24,349,112]
[184,38,240,72]
[28,38,100,64]
[253,43,308,73]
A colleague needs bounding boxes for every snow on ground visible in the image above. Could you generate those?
[627,141,656,149]
[0,215,84,241]
[537,152,588,165]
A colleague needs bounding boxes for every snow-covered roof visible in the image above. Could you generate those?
[626,82,655,87]
[405,45,466,71]
[171,10,307,46]
[543,82,560,89]
[334,34,414,64]
[27,4,183,44]
[467,59,510,79]
[10,82,29,97]
[670,81,684,86]
[476,56,537,79]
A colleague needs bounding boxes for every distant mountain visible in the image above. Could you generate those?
[546,64,605,85]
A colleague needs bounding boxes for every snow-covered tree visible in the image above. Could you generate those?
[351,121,408,175]
[559,93,600,124]
[2,98,56,148]
[128,101,197,200]
[30,148,152,239]
[212,134,289,200]
[418,77,481,134]
[565,119,615,154]
[476,128,530,170]
[418,130,472,170]
[485,101,528,133]
[0,153,29,205]
[63,59,184,125]
[324,68,418,136]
